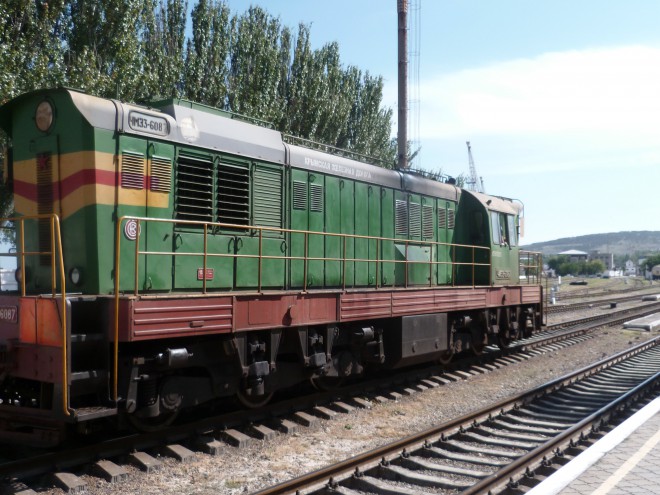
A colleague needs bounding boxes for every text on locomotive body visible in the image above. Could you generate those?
[0,306,17,323]
[128,111,169,136]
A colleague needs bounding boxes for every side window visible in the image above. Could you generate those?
[491,212,512,246]
[490,211,501,245]
[507,215,517,247]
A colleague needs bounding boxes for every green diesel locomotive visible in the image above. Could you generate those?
[0,88,542,444]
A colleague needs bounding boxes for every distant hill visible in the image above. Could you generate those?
[521,231,660,256]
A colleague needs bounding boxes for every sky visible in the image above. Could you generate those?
[1,0,658,271]
[219,0,660,246]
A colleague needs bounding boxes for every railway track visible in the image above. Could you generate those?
[542,300,660,333]
[546,283,656,303]
[546,291,659,314]
[1,306,658,492]
[253,337,660,495]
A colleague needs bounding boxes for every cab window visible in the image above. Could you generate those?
[491,212,513,246]
[507,215,518,247]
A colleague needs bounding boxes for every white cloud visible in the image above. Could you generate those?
[418,45,660,138]
[383,45,660,244]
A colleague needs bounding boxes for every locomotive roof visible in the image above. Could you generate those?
[287,143,459,201]
[1,88,461,203]
[155,100,286,164]
[464,190,522,215]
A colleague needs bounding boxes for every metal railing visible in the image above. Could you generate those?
[114,216,493,294]
[0,214,541,411]
[0,214,70,417]
[519,250,543,284]
[112,216,494,401]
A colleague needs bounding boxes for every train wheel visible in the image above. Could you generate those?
[470,327,487,355]
[236,390,274,409]
[437,350,454,365]
[471,341,485,356]
[127,410,179,432]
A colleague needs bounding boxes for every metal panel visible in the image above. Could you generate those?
[233,293,338,331]
[400,313,449,357]
[435,288,488,309]
[521,285,542,304]
[392,290,435,315]
[129,296,233,340]
[340,292,392,321]
[253,165,283,229]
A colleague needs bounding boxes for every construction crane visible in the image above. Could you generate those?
[466,141,485,193]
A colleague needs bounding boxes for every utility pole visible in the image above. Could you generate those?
[397,0,408,169]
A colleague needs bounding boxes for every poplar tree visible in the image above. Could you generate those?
[0,0,400,224]
[141,0,187,99]
[184,0,231,107]
[228,6,289,125]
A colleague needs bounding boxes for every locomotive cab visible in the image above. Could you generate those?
[454,189,522,286]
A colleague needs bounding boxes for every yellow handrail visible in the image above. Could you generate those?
[113,215,492,294]
[519,250,543,284]
[0,214,69,417]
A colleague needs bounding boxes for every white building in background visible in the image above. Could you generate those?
[624,260,637,276]
[558,250,588,262]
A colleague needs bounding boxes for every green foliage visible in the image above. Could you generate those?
[0,1,409,220]
[184,0,230,106]
[1,1,397,157]
[642,254,660,270]
[547,255,606,276]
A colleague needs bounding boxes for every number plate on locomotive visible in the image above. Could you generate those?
[0,306,17,323]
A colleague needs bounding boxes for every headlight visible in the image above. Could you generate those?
[69,267,82,286]
[35,100,54,132]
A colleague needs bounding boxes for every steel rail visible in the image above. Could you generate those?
[251,336,660,495]
[463,371,660,495]
[0,310,652,483]
[547,292,660,314]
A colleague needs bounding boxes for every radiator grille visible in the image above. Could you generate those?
[253,167,282,228]
[438,207,447,229]
[121,152,145,189]
[293,181,307,210]
[217,163,249,225]
[175,155,213,223]
[409,202,421,238]
[310,183,324,213]
[422,204,434,239]
[395,199,408,236]
[150,156,172,193]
